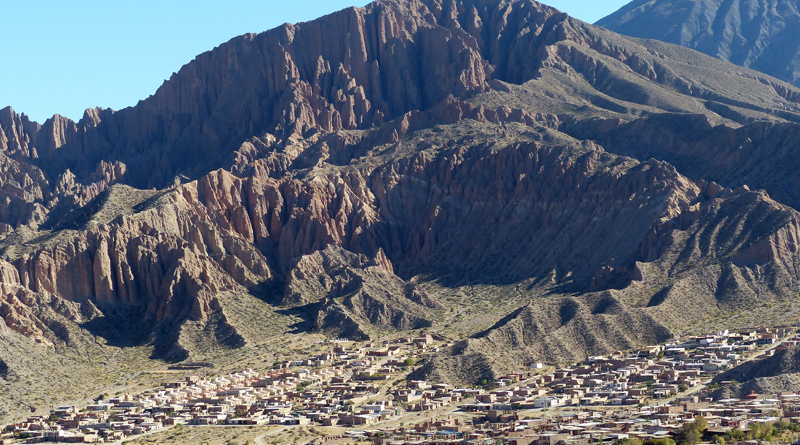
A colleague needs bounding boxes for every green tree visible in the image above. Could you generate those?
[674,417,707,445]
[749,422,775,441]
[723,428,745,442]
[695,417,708,432]
[682,428,700,445]
[749,422,762,440]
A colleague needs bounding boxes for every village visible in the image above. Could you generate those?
[4,328,800,445]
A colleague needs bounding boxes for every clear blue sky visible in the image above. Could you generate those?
[0,0,631,123]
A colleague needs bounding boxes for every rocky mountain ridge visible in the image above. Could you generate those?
[597,0,800,87]
[4,0,800,418]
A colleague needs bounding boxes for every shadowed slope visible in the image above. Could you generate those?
[3,0,800,396]
[598,0,800,87]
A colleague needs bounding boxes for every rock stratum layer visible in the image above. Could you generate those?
[4,0,800,411]
[597,0,800,87]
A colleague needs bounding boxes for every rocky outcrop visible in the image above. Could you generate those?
[597,0,800,87]
[284,246,439,339]
[5,0,800,392]
[420,180,800,384]
[5,112,800,371]
[567,114,800,211]
[421,291,674,384]
[0,175,273,353]
[3,0,799,199]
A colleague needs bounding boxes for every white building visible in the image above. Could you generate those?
[534,397,559,408]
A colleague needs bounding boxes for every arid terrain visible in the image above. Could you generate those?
[598,0,800,87]
[4,0,800,424]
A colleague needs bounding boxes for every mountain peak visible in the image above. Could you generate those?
[598,0,800,86]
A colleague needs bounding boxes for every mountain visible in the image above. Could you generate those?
[5,0,800,419]
[596,0,800,87]
[711,345,800,397]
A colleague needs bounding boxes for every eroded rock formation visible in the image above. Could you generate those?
[3,0,800,390]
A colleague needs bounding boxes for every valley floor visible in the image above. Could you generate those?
[6,326,800,444]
